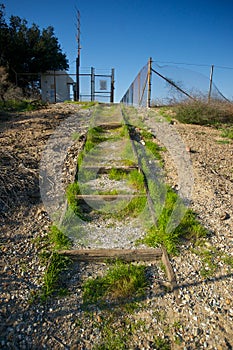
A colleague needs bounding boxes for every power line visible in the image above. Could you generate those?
[153,60,233,70]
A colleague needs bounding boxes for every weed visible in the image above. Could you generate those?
[141,188,207,254]
[192,243,233,277]
[111,196,147,219]
[65,101,98,109]
[48,225,71,250]
[109,168,127,181]
[127,169,145,192]
[216,139,230,144]
[92,313,131,350]
[0,99,46,112]
[83,260,148,305]
[152,336,171,350]
[145,140,163,160]
[41,252,71,300]
[156,107,173,122]
[220,126,233,139]
[222,254,233,268]
[66,182,81,213]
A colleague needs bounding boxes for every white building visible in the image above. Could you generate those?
[41,70,74,103]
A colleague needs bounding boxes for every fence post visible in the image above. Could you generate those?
[111,68,115,103]
[147,57,152,108]
[91,67,95,101]
[208,65,214,103]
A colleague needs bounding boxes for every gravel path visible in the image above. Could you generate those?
[0,104,233,349]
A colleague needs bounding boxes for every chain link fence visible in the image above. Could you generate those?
[121,58,232,107]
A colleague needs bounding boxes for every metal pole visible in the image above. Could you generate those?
[75,10,81,101]
[110,68,115,103]
[76,56,80,101]
[208,65,214,103]
[138,72,141,105]
[147,57,152,108]
[91,67,95,101]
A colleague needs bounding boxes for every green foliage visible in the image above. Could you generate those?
[142,188,207,254]
[220,126,233,139]
[0,99,45,111]
[127,169,145,192]
[0,5,68,88]
[65,101,98,109]
[41,252,71,299]
[152,337,171,350]
[109,168,127,181]
[192,243,233,278]
[112,196,147,219]
[48,225,71,250]
[66,182,80,211]
[145,140,163,160]
[83,260,148,304]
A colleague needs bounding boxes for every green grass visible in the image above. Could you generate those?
[216,139,230,144]
[144,139,163,160]
[192,242,233,278]
[48,225,72,250]
[109,168,128,181]
[220,126,233,139]
[31,225,73,302]
[65,100,98,109]
[152,337,171,350]
[66,182,80,211]
[109,195,147,219]
[41,252,71,300]
[141,188,207,254]
[83,260,148,305]
[0,99,46,112]
[127,169,145,192]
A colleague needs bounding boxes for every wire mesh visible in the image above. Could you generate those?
[121,59,232,107]
[151,62,229,105]
[121,62,149,107]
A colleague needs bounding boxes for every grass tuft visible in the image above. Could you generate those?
[83,260,148,305]
[141,188,207,254]
[48,225,72,250]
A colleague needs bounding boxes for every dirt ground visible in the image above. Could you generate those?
[0,103,233,349]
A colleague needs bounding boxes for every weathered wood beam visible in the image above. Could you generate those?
[75,194,144,201]
[58,248,163,262]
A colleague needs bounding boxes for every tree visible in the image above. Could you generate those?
[0,66,22,102]
[0,4,69,90]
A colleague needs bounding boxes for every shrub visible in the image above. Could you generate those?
[174,99,233,125]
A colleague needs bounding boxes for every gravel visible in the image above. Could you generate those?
[0,104,233,349]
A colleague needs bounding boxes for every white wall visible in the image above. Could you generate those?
[41,70,74,102]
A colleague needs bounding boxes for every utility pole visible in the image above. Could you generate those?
[75,9,81,101]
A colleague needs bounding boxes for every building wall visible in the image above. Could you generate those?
[41,70,74,102]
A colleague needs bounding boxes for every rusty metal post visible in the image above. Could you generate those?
[110,68,115,103]
[75,10,81,101]
[147,57,152,108]
[91,67,95,101]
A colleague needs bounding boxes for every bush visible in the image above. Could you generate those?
[174,99,233,125]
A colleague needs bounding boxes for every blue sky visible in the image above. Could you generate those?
[4,0,233,101]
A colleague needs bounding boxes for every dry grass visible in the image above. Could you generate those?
[172,99,233,125]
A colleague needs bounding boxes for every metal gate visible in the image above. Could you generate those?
[75,67,115,103]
